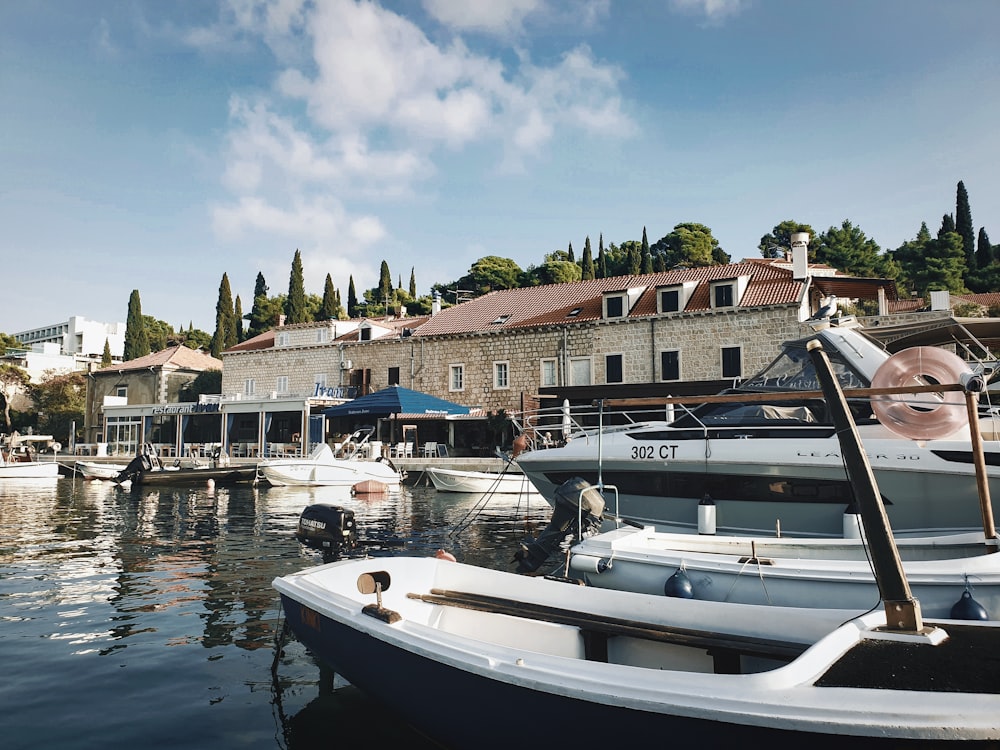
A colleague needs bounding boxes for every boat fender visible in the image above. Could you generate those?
[664,568,694,598]
[698,494,716,535]
[870,347,972,440]
[842,503,864,539]
[950,588,989,620]
[511,434,529,458]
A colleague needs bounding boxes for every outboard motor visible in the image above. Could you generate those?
[514,477,605,574]
[296,504,359,558]
[114,444,159,485]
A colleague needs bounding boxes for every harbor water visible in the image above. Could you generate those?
[0,476,551,749]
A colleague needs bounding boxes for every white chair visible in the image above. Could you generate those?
[422,441,437,458]
[391,442,406,458]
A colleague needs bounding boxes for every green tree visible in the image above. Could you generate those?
[891,222,933,295]
[626,239,642,275]
[640,227,653,274]
[101,339,112,367]
[976,227,992,269]
[940,214,956,237]
[913,231,968,296]
[347,276,359,318]
[581,236,595,280]
[210,273,237,358]
[284,250,307,324]
[758,221,816,258]
[234,295,245,342]
[525,260,582,286]
[247,272,270,338]
[567,242,575,262]
[183,328,212,351]
[30,371,86,444]
[0,363,30,433]
[651,223,724,269]
[318,274,339,320]
[378,260,393,307]
[956,181,976,269]
[813,220,884,277]
[124,289,150,361]
[178,370,222,402]
[142,316,174,352]
[462,256,524,294]
[0,333,19,355]
[597,233,607,278]
[409,267,417,298]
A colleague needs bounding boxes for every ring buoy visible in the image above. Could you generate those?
[51,442,62,453]
[870,347,971,440]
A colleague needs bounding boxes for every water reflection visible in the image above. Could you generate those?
[0,477,551,749]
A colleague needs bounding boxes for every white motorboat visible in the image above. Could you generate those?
[517,316,1000,537]
[0,434,60,479]
[75,460,129,480]
[259,443,402,489]
[424,466,539,495]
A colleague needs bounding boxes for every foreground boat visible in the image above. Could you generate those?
[274,555,1000,747]
[259,443,402,489]
[424,466,539,495]
[517,316,1000,537]
[0,434,60,479]
[113,445,257,486]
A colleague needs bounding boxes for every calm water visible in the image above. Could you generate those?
[0,477,551,750]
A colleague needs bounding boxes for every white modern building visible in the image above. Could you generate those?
[13,316,125,359]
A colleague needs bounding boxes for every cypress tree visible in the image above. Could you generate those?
[939,214,956,237]
[641,226,653,274]
[956,181,976,269]
[597,233,607,278]
[567,242,575,262]
[378,261,392,309]
[347,276,358,318]
[409,267,417,298]
[976,228,993,269]
[581,236,595,280]
[123,289,150,361]
[101,339,112,367]
[211,273,236,358]
[247,272,269,338]
[319,274,338,320]
[234,295,245,343]
[284,250,307,324]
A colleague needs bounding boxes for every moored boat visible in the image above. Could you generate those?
[0,434,60,479]
[259,442,402,489]
[75,460,129,480]
[424,466,539,495]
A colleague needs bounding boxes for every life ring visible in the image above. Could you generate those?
[51,442,62,453]
[869,347,971,440]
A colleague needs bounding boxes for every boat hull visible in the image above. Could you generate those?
[0,462,60,479]
[424,466,539,494]
[274,556,1000,747]
[75,461,128,480]
[132,466,258,486]
[260,459,400,488]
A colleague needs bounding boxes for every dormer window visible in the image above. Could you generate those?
[491,315,510,325]
[709,275,748,309]
[276,332,290,347]
[359,325,372,341]
[714,284,734,307]
[605,294,625,319]
[659,289,680,312]
[657,281,697,314]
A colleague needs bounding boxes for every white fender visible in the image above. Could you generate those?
[869,346,971,440]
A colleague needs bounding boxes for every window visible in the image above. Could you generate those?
[540,358,558,387]
[388,367,400,386]
[244,378,256,396]
[360,327,372,341]
[660,350,680,381]
[315,373,327,389]
[714,283,734,308]
[276,332,290,347]
[449,364,464,392]
[722,346,742,379]
[659,289,680,313]
[115,385,127,398]
[605,295,625,318]
[316,329,329,344]
[566,307,582,318]
[276,376,289,394]
[569,357,592,386]
[491,315,510,325]
[606,354,623,383]
[493,361,509,389]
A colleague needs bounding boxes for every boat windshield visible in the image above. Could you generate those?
[738,340,869,393]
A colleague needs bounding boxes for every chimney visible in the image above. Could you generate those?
[278,314,287,327]
[790,232,809,280]
[431,291,442,316]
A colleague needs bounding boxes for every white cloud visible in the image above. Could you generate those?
[421,0,544,35]
[669,0,746,23]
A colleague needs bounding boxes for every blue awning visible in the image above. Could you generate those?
[322,385,471,418]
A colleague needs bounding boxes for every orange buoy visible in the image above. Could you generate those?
[352,479,389,495]
[511,433,529,458]
[435,549,457,562]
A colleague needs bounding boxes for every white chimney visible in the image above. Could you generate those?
[431,291,442,316]
[790,232,809,280]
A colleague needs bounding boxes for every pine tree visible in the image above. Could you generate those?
[581,236,595,280]
[284,250,307,324]
[210,273,236,358]
[641,226,653,274]
[247,272,269,338]
[101,339,112,367]
[939,214,956,237]
[597,233,607,278]
[409,267,417,298]
[347,276,358,318]
[123,289,150,361]
[234,295,245,343]
[956,181,976,269]
[319,274,338,320]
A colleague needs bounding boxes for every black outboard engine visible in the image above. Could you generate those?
[295,505,358,558]
[514,477,605,575]
[114,444,159,485]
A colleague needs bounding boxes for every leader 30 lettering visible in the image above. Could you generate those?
[631,445,679,460]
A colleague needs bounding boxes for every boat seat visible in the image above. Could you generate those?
[407,588,808,670]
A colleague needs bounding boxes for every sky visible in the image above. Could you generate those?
[3,0,999,335]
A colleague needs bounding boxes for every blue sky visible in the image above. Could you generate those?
[3,0,999,335]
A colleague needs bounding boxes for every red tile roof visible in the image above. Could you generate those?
[99,345,222,372]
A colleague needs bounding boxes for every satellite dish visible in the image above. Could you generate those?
[870,347,971,440]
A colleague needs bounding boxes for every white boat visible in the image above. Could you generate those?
[517,316,1000,537]
[565,524,1000,619]
[273,555,1000,747]
[75,460,129,480]
[0,434,60,479]
[272,338,1000,747]
[424,466,539,495]
[259,443,402,489]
